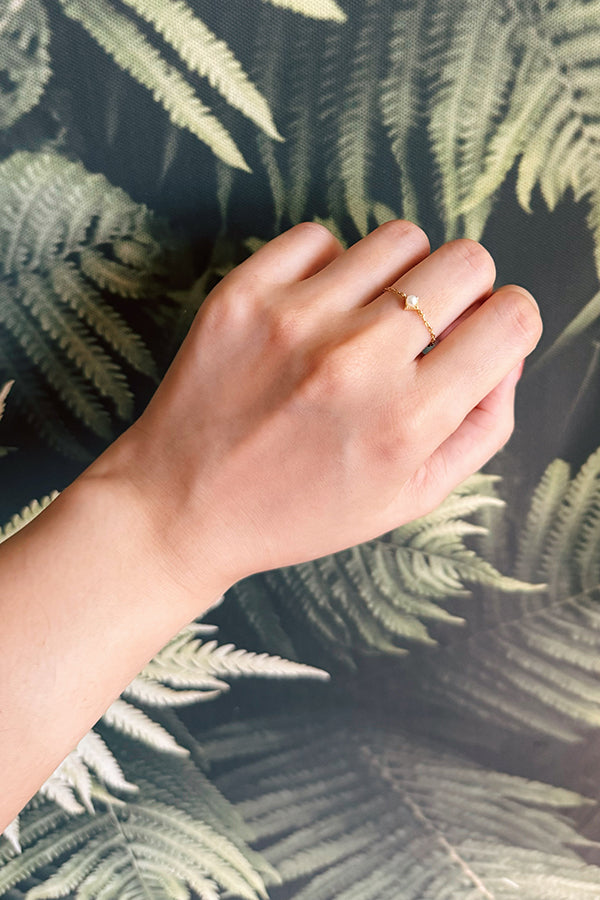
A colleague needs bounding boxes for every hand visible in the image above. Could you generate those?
[86,220,542,602]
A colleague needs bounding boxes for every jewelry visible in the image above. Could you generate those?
[384,286,436,347]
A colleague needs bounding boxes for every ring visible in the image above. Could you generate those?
[384,286,436,347]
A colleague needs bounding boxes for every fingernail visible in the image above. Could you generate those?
[515,286,539,313]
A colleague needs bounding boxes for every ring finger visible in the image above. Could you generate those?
[359,238,497,359]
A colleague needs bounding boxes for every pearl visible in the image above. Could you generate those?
[405,294,419,309]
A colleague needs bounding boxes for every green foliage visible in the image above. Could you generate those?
[204,712,600,899]
[0,493,58,543]
[0,731,278,900]
[229,475,542,664]
[0,151,170,455]
[0,380,13,457]
[51,0,345,174]
[413,448,600,741]
[263,0,346,21]
[0,0,51,131]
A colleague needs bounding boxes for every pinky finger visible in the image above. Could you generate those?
[401,360,524,519]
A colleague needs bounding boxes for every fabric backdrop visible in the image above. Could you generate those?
[2,0,600,897]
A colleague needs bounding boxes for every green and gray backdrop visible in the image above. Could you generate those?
[2,0,600,896]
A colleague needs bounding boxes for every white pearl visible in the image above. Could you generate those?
[406,294,419,309]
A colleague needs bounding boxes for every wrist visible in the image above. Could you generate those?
[74,428,234,617]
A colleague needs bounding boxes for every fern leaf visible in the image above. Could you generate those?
[0,283,113,437]
[262,0,347,21]
[1,492,57,542]
[427,0,519,238]
[122,622,328,714]
[338,0,383,235]
[57,0,250,171]
[2,819,20,854]
[0,378,13,420]
[121,0,282,141]
[101,699,189,757]
[0,151,172,448]
[0,0,51,130]
[76,731,138,796]
[205,713,600,899]
[0,378,14,457]
[124,676,216,707]
[50,262,158,378]
[78,248,157,301]
[4,760,274,900]
[380,0,429,225]
[230,478,541,661]
[251,7,288,229]
[416,446,600,741]
[17,270,134,418]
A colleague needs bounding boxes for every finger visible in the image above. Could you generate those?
[304,219,431,311]
[416,285,541,450]
[359,238,496,359]
[396,361,523,522]
[227,222,344,286]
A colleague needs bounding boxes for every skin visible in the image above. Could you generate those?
[0,220,542,830]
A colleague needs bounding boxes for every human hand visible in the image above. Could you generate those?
[86,221,542,604]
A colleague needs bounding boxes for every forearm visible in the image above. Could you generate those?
[0,458,224,831]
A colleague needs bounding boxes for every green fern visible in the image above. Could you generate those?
[203,712,600,899]
[0,0,51,130]
[413,446,600,741]
[429,0,600,356]
[53,0,346,173]
[0,151,171,454]
[229,475,542,663]
[0,380,13,457]
[263,0,346,21]
[0,734,278,900]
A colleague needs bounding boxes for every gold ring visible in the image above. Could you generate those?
[384,286,436,347]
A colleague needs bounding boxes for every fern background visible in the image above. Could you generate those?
[4,0,600,896]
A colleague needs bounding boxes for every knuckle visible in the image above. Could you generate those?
[264,303,306,350]
[495,288,542,349]
[376,218,431,252]
[447,238,496,283]
[289,220,341,251]
[298,345,356,403]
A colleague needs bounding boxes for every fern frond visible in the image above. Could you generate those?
[133,625,329,706]
[57,0,250,171]
[0,0,51,130]
[0,151,168,450]
[427,0,519,239]
[78,248,157,301]
[2,762,274,900]
[205,713,600,899]
[338,1,383,236]
[2,819,20,855]
[101,699,189,757]
[0,282,114,437]
[17,270,133,418]
[121,0,282,141]
[50,262,158,377]
[0,379,13,421]
[230,477,541,661]
[0,492,58,542]
[0,378,14,457]
[262,0,346,21]
[380,0,428,225]
[416,446,600,741]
